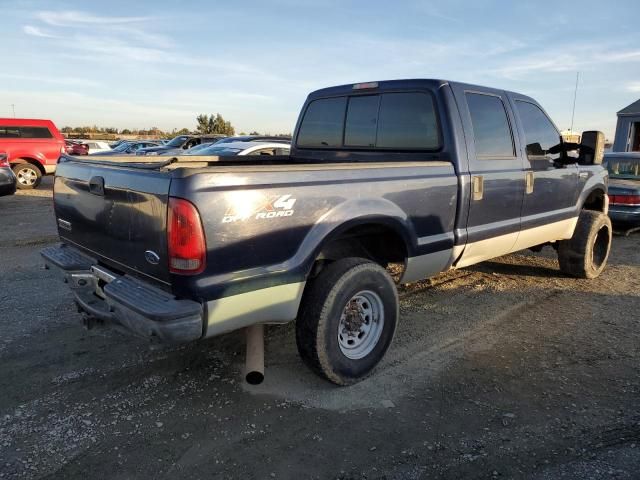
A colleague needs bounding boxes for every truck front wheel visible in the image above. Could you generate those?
[557,210,612,279]
[296,258,398,386]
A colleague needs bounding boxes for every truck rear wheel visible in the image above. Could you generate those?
[557,210,612,279]
[12,163,42,189]
[295,258,398,385]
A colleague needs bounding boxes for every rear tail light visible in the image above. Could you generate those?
[167,197,207,275]
[609,194,640,206]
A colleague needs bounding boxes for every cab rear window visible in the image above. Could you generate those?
[297,92,440,150]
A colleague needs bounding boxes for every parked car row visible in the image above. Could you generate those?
[0,114,294,192]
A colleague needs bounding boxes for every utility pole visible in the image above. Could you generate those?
[570,72,579,132]
[10,104,15,117]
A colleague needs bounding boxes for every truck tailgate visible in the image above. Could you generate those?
[54,161,172,284]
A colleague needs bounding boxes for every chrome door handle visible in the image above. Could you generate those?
[472,175,483,201]
[525,171,534,194]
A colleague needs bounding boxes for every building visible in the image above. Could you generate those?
[612,99,640,152]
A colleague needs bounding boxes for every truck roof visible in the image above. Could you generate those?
[307,79,534,103]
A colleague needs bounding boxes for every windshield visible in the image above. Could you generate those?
[166,136,190,148]
[113,142,132,152]
[186,146,242,156]
[606,157,640,179]
[188,142,214,153]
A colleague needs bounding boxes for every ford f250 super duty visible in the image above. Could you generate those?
[42,79,611,385]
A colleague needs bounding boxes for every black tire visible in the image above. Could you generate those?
[12,163,42,190]
[558,210,612,279]
[295,258,398,386]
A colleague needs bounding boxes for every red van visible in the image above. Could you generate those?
[0,118,65,189]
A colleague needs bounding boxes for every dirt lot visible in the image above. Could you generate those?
[1,177,639,479]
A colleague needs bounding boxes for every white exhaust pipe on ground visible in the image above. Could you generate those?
[245,324,265,385]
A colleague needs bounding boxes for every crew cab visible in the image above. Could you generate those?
[0,118,65,189]
[42,79,611,385]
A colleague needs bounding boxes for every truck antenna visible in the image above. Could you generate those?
[10,104,16,117]
[570,72,579,132]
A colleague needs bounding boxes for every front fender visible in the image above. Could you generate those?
[577,168,608,212]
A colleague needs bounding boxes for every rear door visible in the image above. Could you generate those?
[508,96,579,249]
[451,84,527,267]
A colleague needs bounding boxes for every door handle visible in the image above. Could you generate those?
[472,175,483,201]
[525,171,534,194]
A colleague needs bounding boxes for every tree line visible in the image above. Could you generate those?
[60,113,287,137]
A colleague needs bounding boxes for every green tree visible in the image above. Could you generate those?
[121,129,132,135]
[176,128,191,135]
[196,113,235,135]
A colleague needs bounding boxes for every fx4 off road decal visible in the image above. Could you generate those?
[222,194,296,223]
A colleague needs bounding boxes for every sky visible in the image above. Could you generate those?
[2,0,640,139]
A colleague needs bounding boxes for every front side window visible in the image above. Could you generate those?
[297,97,347,147]
[515,101,561,162]
[466,93,515,158]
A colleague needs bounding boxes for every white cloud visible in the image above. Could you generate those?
[36,11,152,27]
[0,73,101,88]
[23,25,57,38]
[491,46,640,80]
[627,82,640,93]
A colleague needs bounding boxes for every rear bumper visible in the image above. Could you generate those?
[609,206,640,225]
[41,244,204,343]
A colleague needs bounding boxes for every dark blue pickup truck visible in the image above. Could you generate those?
[42,79,611,385]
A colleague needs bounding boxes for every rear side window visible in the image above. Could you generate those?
[0,126,53,139]
[466,93,514,158]
[515,100,561,161]
[19,127,53,138]
[298,92,440,150]
[297,97,347,147]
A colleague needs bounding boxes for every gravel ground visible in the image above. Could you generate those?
[1,177,639,479]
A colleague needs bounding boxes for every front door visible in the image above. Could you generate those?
[450,84,527,268]
[508,96,579,251]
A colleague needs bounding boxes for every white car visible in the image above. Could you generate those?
[81,141,112,155]
[184,141,290,157]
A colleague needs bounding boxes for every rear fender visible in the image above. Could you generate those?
[296,198,415,276]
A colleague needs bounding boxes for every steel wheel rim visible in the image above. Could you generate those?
[16,167,37,186]
[337,290,384,360]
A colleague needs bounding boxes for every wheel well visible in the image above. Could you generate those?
[583,189,606,212]
[10,158,45,175]
[312,223,408,277]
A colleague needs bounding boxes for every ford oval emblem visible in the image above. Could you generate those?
[145,250,160,265]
